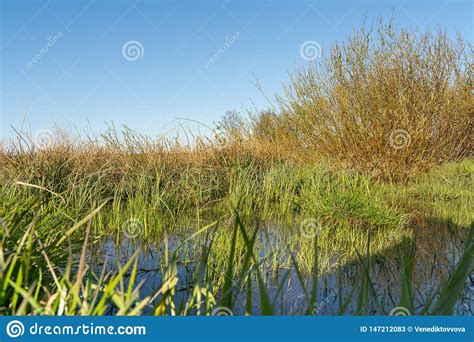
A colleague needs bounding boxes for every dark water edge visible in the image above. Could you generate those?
[89,215,473,316]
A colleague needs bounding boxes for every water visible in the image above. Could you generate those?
[90,214,473,316]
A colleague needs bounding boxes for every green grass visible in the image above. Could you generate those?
[0,197,471,315]
[380,159,473,227]
[0,159,472,315]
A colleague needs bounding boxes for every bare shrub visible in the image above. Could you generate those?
[275,20,473,180]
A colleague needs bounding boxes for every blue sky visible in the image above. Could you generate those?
[1,0,472,141]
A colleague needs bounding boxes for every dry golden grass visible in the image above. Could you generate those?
[1,20,472,184]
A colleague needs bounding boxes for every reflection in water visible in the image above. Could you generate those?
[89,215,472,315]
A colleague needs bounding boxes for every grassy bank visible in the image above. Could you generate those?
[0,157,472,315]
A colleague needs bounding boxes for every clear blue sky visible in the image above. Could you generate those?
[1,0,472,141]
